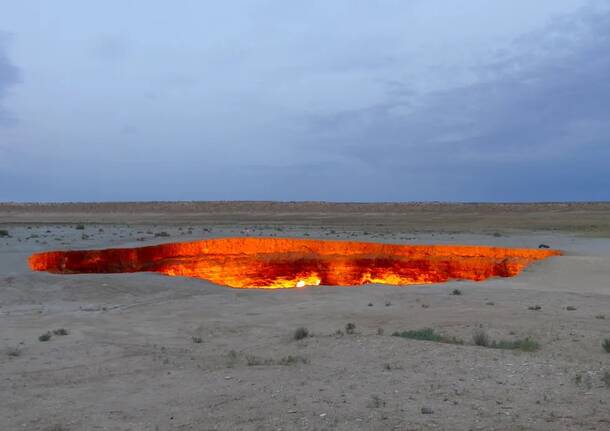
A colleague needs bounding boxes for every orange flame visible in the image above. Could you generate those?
[28,237,561,288]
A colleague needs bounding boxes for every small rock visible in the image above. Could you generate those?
[538,244,550,249]
[566,306,577,311]
[421,407,434,414]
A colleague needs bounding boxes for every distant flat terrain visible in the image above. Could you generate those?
[2,201,610,235]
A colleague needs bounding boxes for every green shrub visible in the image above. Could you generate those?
[392,328,463,345]
[246,354,307,366]
[226,350,238,367]
[367,395,385,408]
[602,338,610,353]
[393,328,442,342]
[393,328,538,351]
[277,355,308,365]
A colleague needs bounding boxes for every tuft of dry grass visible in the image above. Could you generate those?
[473,329,540,352]
[367,395,386,408]
[602,372,610,389]
[345,323,356,335]
[293,327,309,340]
[492,338,540,352]
[246,354,308,366]
[393,328,463,345]
[6,346,21,357]
[472,329,491,347]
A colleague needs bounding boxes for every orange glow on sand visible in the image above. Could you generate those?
[28,237,561,289]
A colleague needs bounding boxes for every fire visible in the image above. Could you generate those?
[28,237,561,289]
[296,276,322,288]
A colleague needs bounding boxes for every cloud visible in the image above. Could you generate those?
[1,2,608,202]
[90,35,130,61]
[300,6,610,200]
[0,32,20,125]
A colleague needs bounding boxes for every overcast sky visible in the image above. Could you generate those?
[1,1,609,202]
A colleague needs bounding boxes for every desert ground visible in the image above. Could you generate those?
[1,202,609,431]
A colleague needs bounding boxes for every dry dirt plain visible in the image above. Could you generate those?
[1,202,609,431]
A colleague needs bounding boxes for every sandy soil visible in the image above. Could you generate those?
[1,203,609,430]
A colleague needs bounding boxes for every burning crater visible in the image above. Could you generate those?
[28,237,561,289]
